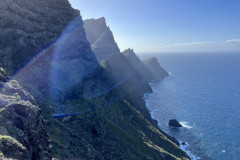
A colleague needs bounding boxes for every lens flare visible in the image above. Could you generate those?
[2,17,142,117]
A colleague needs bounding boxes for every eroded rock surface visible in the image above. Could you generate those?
[0,0,95,75]
[0,79,51,160]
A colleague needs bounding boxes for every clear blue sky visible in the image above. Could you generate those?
[69,0,240,53]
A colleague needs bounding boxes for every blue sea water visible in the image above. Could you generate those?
[139,53,240,160]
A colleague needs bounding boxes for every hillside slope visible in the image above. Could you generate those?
[0,1,190,159]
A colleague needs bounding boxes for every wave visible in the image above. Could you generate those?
[180,121,193,129]
[179,141,201,160]
[144,83,200,159]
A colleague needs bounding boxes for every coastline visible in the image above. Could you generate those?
[179,141,201,160]
[143,80,200,160]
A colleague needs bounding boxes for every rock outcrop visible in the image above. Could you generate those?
[0,67,9,89]
[122,49,156,81]
[143,57,169,79]
[84,18,154,121]
[169,119,183,128]
[0,0,96,75]
[0,67,9,83]
[6,0,99,114]
[84,17,120,62]
[84,18,152,96]
[0,79,51,160]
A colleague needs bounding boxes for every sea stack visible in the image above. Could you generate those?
[169,119,183,127]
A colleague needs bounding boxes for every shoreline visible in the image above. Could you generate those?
[143,83,200,160]
[179,141,201,160]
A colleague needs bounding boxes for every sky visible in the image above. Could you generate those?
[69,0,240,53]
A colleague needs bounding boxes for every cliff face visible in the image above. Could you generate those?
[144,57,169,79]
[84,18,121,62]
[84,18,154,121]
[84,18,152,96]
[0,0,95,75]
[4,0,99,114]
[122,49,156,81]
[82,17,190,159]
[0,75,51,160]
[101,54,152,98]
[0,1,190,160]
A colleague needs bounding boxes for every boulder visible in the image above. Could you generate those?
[169,119,182,127]
[182,142,186,146]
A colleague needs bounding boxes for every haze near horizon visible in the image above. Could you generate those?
[69,0,240,53]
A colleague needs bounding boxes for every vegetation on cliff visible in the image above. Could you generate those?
[0,0,190,160]
[0,73,51,160]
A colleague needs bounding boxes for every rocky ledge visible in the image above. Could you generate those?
[0,70,51,160]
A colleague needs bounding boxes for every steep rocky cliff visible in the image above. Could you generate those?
[6,0,99,114]
[84,18,120,62]
[144,57,169,79]
[0,0,190,159]
[0,70,51,160]
[83,18,152,95]
[122,49,156,81]
[0,0,96,75]
[84,18,154,121]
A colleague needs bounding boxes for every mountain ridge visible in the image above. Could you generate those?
[122,48,163,81]
[143,56,169,79]
[0,1,190,160]
[84,18,121,62]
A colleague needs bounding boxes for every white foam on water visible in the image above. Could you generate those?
[149,100,157,103]
[179,141,201,160]
[180,121,193,129]
[144,84,199,159]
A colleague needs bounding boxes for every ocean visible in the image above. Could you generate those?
[139,53,240,160]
